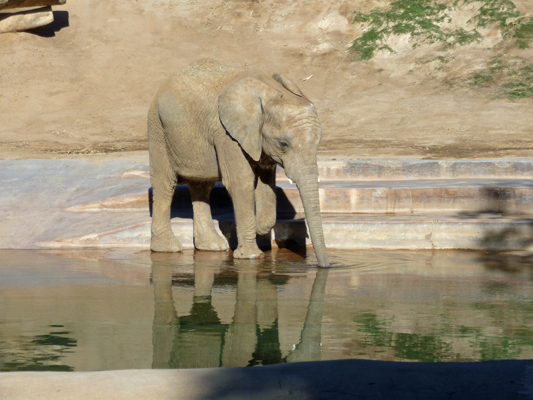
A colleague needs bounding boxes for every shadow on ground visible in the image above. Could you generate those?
[148,184,307,254]
[190,358,533,400]
[27,11,69,37]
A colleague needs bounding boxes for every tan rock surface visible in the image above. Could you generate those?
[0,0,65,11]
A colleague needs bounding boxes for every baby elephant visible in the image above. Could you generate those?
[148,59,329,267]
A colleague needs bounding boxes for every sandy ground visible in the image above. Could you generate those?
[1,0,532,160]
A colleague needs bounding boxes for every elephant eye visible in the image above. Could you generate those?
[278,140,289,149]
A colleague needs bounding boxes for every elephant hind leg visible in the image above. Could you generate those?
[188,181,229,251]
[149,106,182,252]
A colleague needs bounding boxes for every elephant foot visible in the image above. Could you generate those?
[233,244,264,259]
[151,232,183,252]
[194,230,229,251]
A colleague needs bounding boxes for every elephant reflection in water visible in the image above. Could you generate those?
[151,253,329,368]
[152,252,227,369]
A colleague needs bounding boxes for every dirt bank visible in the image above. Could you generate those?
[1,0,532,160]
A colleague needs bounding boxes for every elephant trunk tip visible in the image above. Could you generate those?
[316,252,330,268]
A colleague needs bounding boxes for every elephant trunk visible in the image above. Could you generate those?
[291,164,330,268]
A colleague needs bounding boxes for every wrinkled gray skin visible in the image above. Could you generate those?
[148,59,329,267]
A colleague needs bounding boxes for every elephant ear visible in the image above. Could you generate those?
[218,77,278,162]
[272,73,304,97]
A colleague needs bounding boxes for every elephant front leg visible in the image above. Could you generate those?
[228,178,263,259]
[188,181,229,251]
[217,140,263,259]
[255,164,277,235]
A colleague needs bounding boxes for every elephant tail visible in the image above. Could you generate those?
[148,101,164,142]
[147,101,174,185]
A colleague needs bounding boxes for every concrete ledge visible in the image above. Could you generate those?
[305,159,533,181]
[65,179,533,215]
[1,359,532,400]
[34,213,533,252]
[3,158,533,252]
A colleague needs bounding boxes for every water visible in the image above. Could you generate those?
[0,248,532,371]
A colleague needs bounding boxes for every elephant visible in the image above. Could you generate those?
[147,58,329,267]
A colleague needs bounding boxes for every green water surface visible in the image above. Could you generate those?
[0,249,532,371]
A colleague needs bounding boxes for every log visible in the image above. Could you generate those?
[0,0,65,11]
[0,6,53,33]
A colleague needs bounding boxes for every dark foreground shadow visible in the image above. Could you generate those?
[188,358,533,400]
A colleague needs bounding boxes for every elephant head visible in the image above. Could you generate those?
[218,73,329,267]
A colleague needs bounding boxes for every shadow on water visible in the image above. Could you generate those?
[457,187,533,274]
[150,252,328,369]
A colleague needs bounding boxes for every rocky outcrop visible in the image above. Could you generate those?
[0,0,66,33]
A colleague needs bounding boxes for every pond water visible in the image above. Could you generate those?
[0,248,532,371]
